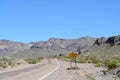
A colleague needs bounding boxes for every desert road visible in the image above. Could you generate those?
[0,58,114,80]
[0,59,48,79]
[0,59,82,80]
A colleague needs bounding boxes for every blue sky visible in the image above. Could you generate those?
[0,0,120,43]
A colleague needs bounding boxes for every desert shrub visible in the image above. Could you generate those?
[76,56,102,64]
[76,58,86,63]
[84,56,90,61]
[112,56,120,60]
[87,60,92,63]
[6,58,15,67]
[101,70,108,75]
[25,59,37,64]
[107,61,117,70]
[95,63,102,67]
[0,61,8,68]
[16,63,21,65]
[117,62,120,67]
[89,56,100,63]
[0,57,15,68]
[37,57,43,61]
[25,57,43,64]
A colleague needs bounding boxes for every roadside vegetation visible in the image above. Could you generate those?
[88,44,120,71]
[0,57,16,69]
[76,55,120,70]
[0,56,44,69]
[57,54,120,71]
[24,57,43,64]
[57,44,120,72]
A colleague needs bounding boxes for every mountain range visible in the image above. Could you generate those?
[0,36,95,58]
[0,35,120,58]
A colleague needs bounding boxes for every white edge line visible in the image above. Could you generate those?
[39,61,60,80]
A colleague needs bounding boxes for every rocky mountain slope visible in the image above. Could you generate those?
[93,35,120,46]
[0,36,96,58]
[84,35,120,58]
[30,36,96,51]
[0,40,31,56]
[0,35,120,58]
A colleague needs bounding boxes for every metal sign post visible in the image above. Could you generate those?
[69,52,78,69]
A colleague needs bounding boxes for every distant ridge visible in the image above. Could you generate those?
[0,35,120,58]
[0,36,96,58]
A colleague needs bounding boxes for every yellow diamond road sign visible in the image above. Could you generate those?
[69,52,77,59]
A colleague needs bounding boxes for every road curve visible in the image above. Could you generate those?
[0,59,60,80]
[0,59,47,80]
[39,60,60,80]
[42,60,82,80]
[0,59,83,80]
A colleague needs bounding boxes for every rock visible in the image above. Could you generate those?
[77,47,88,54]
[93,37,107,46]
[106,35,120,46]
[110,68,120,78]
[116,70,120,78]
